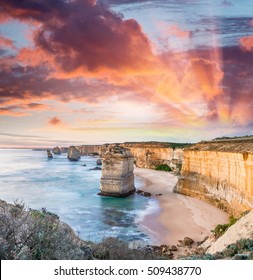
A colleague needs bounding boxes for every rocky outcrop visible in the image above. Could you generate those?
[175,139,253,216]
[122,143,185,171]
[68,146,81,161]
[89,167,101,171]
[201,211,253,254]
[76,145,102,155]
[96,159,102,165]
[52,146,61,155]
[47,149,53,159]
[99,145,135,197]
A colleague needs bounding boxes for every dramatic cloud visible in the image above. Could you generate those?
[0,0,156,78]
[240,35,253,51]
[0,0,253,146]
[0,63,130,105]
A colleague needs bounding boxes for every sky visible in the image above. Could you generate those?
[0,0,253,147]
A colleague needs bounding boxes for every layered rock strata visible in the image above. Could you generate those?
[99,145,135,197]
[64,142,186,171]
[76,145,102,155]
[68,146,81,161]
[102,143,185,171]
[123,143,184,171]
[175,139,253,216]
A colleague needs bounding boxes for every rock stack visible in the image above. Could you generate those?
[47,149,53,159]
[52,146,61,155]
[99,145,135,197]
[68,146,81,161]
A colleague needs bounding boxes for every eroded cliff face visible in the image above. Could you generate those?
[175,139,253,216]
[122,143,184,171]
[99,145,135,197]
[76,145,102,155]
[60,143,185,171]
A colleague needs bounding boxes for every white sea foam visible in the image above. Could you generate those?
[135,198,160,224]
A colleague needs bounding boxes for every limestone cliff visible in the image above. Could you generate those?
[175,138,253,216]
[122,143,185,171]
[76,145,101,155]
[201,210,253,254]
[99,145,135,197]
[70,142,186,171]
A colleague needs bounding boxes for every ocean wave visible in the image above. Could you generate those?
[135,198,160,224]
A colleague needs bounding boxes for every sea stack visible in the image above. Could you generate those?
[47,149,53,159]
[99,145,135,197]
[68,146,81,161]
[52,146,61,155]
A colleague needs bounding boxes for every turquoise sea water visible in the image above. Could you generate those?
[0,149,159,243]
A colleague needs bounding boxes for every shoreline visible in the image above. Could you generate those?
[134,168,228,247]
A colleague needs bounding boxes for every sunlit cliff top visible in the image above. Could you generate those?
[186,136,253,153]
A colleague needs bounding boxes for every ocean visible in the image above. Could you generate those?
[0,149,159,244]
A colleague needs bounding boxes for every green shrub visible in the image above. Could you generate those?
[0,201,92,260]
[213,224,229,239]
[213,216,238,239]
[91,237,158,260]
[155,164,172,172]
[222,239,253,258]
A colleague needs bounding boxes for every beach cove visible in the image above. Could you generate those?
[135,168,228,247]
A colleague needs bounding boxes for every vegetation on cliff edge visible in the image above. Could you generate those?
[180,239,253,260]
[155,164,172,172]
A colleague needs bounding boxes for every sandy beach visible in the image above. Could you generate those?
[134,168,228,247]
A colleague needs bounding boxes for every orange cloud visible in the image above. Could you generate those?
[156,22,192,39]
[0,109,30,117]
[48,116,63,126]
[240,35,253,51]
[0,102,51,117]
[182,58,224,100]
[168,24,192,38]
[0,35,15,49]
